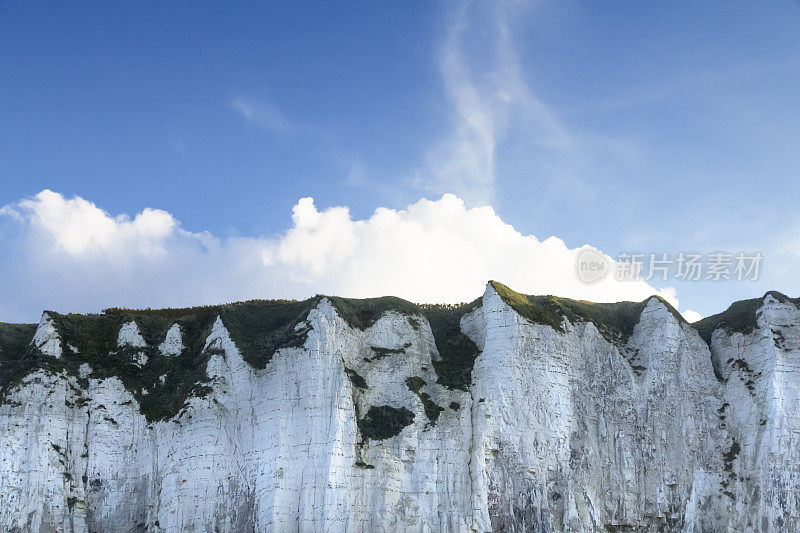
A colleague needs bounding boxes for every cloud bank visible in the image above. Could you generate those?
[0,190,678,322]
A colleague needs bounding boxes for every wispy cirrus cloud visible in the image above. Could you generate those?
[230,95,299,133]
[413,0,571,205]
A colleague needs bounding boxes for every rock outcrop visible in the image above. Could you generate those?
[0,282,798,532]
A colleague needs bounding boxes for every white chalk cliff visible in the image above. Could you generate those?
[0,282,799,532]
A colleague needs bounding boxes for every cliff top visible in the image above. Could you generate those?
[692,290,800,346]
[488,280,686,345]
[2,284,797,420]
[0,294,482,419]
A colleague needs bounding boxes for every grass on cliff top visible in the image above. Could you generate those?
[43,309,220,421]
[0,322,37,360]
[105,298,319,370]
[692,291,797,346]
[0,298,321,420]
[8,285,800,422]
[326,295,420,330]
[218,299,318,369]
[419,300,481,391]
[0,322,39,403]
[101,299,319,419]
[1,293,469,415]
[314,294,481,391]
[489,281,686,345]
[0,287,507,415]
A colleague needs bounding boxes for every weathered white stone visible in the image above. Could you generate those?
[1,286,799,531]
[32,312,62,358]
[117,321,146,348]
[708,295,800,532]
[158,323,183,356]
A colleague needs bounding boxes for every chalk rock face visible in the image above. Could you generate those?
[464,289,725,532]
[158,323,183,356]
[0,283,799,531]
[117,321,146,348]
[32,312,62,358]
[708,294,800,532]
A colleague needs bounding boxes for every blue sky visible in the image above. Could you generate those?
[2,1,800,322]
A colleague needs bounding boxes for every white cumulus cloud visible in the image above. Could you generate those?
[681,309,703,323]
[2,190,181,257]
[0,190,679,322]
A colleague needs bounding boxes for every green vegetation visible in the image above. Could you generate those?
[357,405,415,440]
[489,281,686,345]
[7,287,799,423]
[47,308,220,422]
[692,291,796,346]
[405,376,425,393]
[0,322,38,360]
[13,284,686,421]
[66,496,82,509]
[2,293,476,420]
[320,293,482,391]
[344,367,368,389]
[405,376,444,425]
[326,296,419,331]
[109,297,319,369]
[723,440,741,471]
[420,300,481,390]
[0,322,40,402]
[726,358,761,394]
[218,299,318,369]
[0,298,322,421]
[365,343,410,362]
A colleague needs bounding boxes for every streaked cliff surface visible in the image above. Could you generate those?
[1,282,798,532]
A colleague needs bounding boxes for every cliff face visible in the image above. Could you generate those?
[0,282,798,532]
